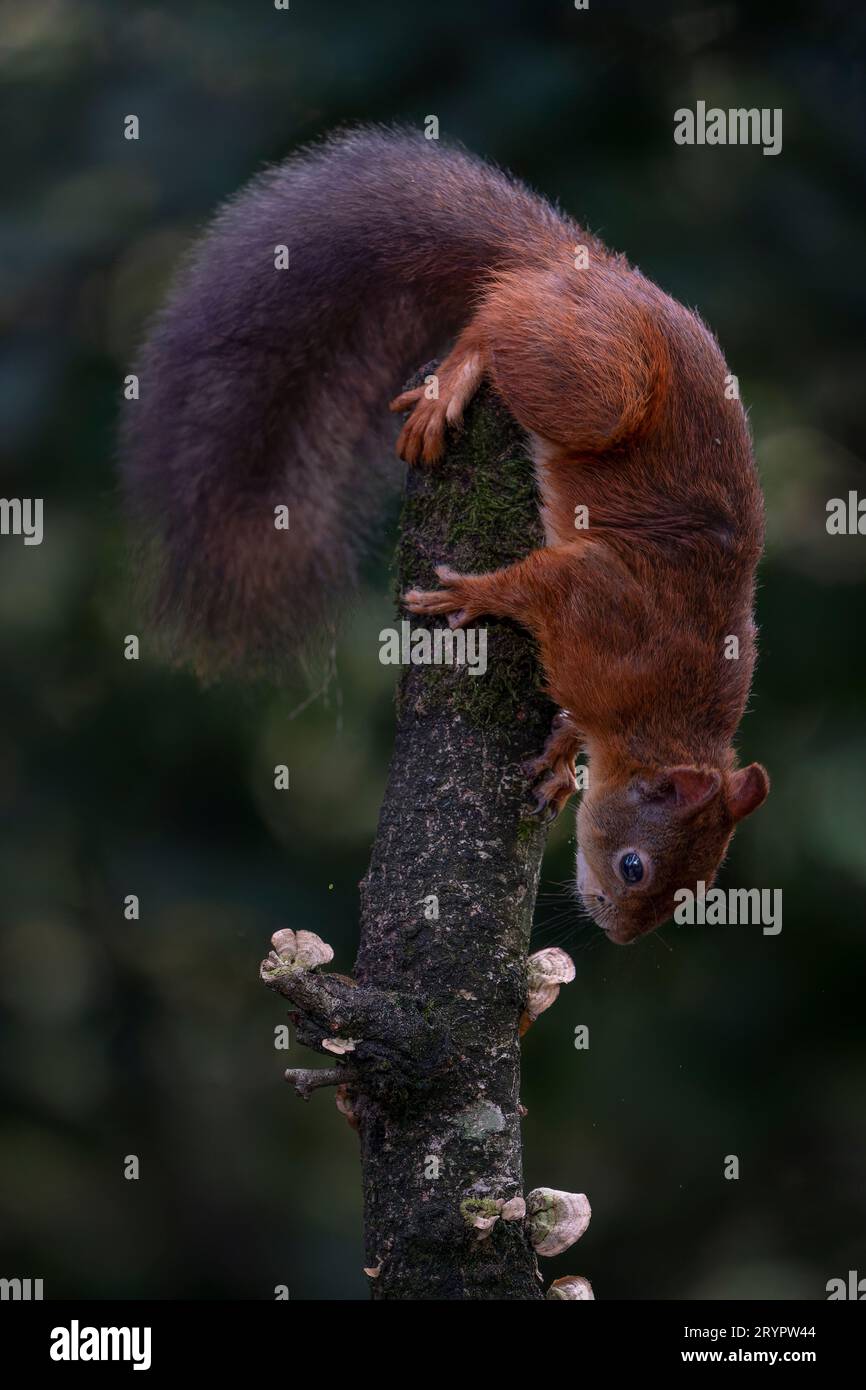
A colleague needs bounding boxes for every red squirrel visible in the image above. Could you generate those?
[121,125,769,945]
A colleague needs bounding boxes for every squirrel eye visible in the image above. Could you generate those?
[619,851,644,884]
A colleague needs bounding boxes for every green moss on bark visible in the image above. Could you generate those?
[393,376,549,729]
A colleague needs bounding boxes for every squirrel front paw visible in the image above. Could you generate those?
[524,714,582,820]
[403,565,482,629]
[525,761,579,822]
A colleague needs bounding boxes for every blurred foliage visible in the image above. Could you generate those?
[0,0,864,1300]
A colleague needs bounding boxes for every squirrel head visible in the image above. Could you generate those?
[575,762,770,944]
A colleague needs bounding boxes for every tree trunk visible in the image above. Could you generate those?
[263,374,558,1299]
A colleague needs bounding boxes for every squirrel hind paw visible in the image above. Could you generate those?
[403,572,476,628]
[395,400,449,466]
[403,585,459,617]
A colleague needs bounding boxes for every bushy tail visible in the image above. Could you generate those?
[119,124,572,677]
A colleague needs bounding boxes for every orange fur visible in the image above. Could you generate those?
[121,125,768,944]
[399,245,769,942]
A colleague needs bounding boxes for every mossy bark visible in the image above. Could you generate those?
[261,374,558,1297]
[352,375,556,1299]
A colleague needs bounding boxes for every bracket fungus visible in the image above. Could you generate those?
[460,1196,504,1240]
[526,1188,591,1256]
[520,947,576,1035]
[500,1196,526,1222]
[461,1193,528,1241]
[322,1036,357,1055]
[265,928,334,973]
[546,1275,595,1300]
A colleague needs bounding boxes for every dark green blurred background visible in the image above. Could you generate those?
[1,0,864,1300]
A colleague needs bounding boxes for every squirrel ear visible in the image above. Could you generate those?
[726,763,770,822]
[637,766,722,817]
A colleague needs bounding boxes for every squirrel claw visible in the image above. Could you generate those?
[394,396,448,466]
[523,713,582,820]
[389,387,424,413]
[403,567,480,626]
[526,764,579,821]
[530,795,560,825]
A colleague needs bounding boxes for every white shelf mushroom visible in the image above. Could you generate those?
[546,1275,595,1300]
[520,947,576,1034]
[268,928,334,972]
[526,1188,591,1256]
